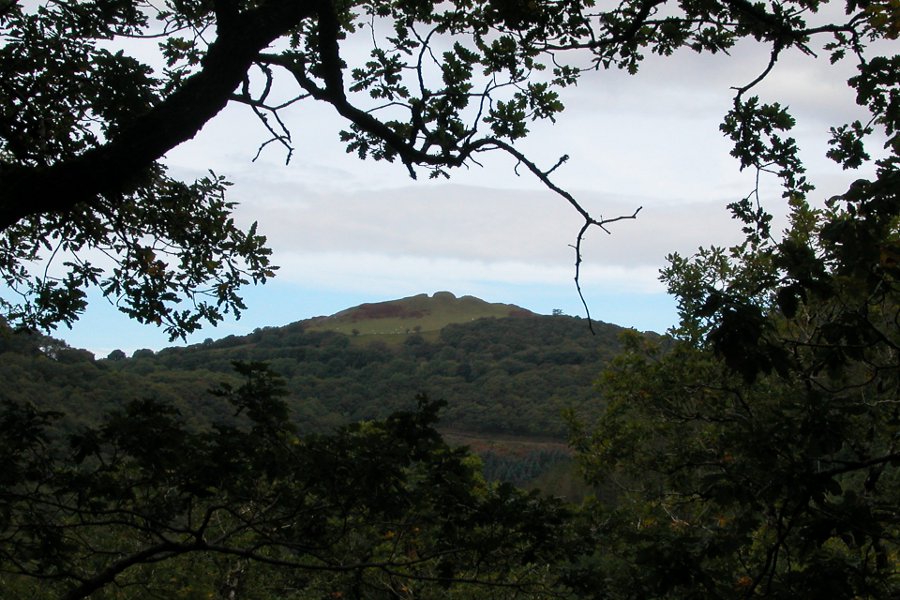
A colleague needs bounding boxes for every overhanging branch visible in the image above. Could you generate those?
[0,0,317,232]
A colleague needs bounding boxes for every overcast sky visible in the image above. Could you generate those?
[58,18,879,357]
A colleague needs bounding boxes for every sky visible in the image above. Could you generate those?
[55,12,880,357]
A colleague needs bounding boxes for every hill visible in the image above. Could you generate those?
[306,291,534,336]
[0,294,661,493]
[129,304,637,437]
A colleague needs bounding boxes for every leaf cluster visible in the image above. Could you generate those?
[572,67,900,595]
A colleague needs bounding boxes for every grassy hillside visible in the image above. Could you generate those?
[306,291,534,337]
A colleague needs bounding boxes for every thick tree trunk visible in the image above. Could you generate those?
[0,0,316,232]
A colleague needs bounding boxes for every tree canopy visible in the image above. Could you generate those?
[1,0,893,337]
[1,362,570,599]
[568,22,899,593]
[570,173,899,598]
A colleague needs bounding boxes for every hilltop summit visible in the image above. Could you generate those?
[307,291,534,336]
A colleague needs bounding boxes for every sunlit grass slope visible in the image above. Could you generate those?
[305,291,534,337]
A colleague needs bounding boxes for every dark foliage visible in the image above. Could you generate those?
[0,362,570,599]
[1,314,635,438]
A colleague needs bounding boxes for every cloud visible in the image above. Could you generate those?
[55,5,890,357]
[226,184,743,269]
[272,251,667,294]
[163,15,875,227]
[153,31,872,352]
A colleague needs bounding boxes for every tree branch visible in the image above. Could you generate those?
[0,0,317,232]
[485,138,642,330]
[62,541,190,600]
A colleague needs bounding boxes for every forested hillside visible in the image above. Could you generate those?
[4,297,637,439]
[1,297,636,495]
[133,312,630,437]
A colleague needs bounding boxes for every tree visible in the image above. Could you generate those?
[569,37,900,596]
[1,0,887,338]
[105,348,126,361]
[0,362,569,599]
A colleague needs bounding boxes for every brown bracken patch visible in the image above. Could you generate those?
[351,303,429,321]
